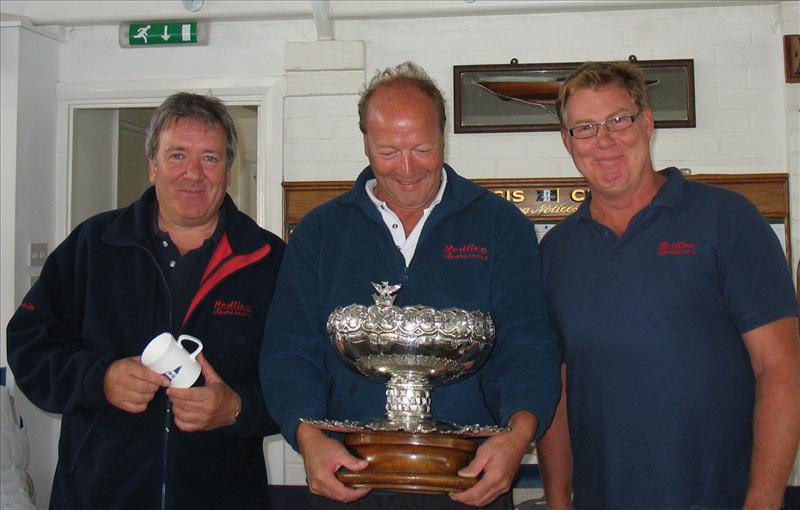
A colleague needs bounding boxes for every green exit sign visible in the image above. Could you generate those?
[120,21,208,47]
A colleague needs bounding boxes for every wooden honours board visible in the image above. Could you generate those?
[283,173,792,266]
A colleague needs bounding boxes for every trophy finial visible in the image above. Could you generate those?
[372,281,401,306]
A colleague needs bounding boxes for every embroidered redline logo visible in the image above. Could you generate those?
[657,240,697,255]
[443,243,489,261]
[20,302,35,312]
[212,299,253,318]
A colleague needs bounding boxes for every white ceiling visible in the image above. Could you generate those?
[0,0,775,39]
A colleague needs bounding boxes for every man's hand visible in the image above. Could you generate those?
[450,411,537,507]
[297,422,370,503]
[104,356,169,413]
[166,353,241,432]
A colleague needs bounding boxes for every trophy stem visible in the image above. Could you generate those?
[385,374,432,430]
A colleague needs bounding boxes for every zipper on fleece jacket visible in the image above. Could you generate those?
[131,242,173,510]
[161,403,172,510]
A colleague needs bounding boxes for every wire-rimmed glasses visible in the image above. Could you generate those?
[567,112,641,139]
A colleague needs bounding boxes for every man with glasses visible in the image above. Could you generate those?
[536,61,800,509]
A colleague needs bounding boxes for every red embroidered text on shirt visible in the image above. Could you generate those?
[212,299,253,318]
[657,241,697,255]
[443,243,489,261]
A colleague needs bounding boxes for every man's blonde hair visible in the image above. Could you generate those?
[358,61,446,134]
[556,61,648,127]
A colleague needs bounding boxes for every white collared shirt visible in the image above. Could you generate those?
[366,168,447,267]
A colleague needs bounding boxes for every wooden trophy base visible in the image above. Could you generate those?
[336,431,478,494]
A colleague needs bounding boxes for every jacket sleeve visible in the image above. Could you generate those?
[7,229,117,414]
[260,216,329,450]
[224,378,280,437]
[225,237,285,439]
[478,200,561,440]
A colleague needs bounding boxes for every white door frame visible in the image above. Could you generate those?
[55,77,285,241]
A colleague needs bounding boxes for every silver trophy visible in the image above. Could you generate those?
[302,282,505,493]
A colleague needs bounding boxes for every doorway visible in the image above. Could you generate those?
[70,105,258,228]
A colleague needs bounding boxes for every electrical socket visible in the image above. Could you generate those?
[30,242,48,267]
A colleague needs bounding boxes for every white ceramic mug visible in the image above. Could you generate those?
[141,332,204,388]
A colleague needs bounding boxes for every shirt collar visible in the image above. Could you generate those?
[651,167,685,209]
[364,167,447,215]
[149,200,227,247]
[575,167,684,222]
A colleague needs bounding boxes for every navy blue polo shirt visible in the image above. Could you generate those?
[541,168,798,509]
[149,201,226,334]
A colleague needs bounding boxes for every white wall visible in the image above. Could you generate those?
[781,1,800,284]
[1,19,63,509]
[1,22,21,373]
[2,1,799,503]
[58,20,312,83]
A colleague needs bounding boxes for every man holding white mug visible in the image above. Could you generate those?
[6,92,285,509]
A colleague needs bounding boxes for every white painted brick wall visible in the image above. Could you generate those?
[284,95,359,118]
[285,41,365,95]
[285,40,364,71]
[59,20,310,82]
[283,42,365,187]
[285,69,364,96]
[284,117,334,140]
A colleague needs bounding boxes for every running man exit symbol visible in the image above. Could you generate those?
[127,21,198,46]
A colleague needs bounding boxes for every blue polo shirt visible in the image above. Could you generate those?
[541,167,799,509]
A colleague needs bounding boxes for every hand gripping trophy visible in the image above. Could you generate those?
[302,282,504,493]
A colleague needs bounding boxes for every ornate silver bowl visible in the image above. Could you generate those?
[304,282,505,436]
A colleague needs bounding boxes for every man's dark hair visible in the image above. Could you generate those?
[145,92,238,169]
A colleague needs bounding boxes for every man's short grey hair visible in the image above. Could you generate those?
[358,61,446,134]
[145,92,238,169]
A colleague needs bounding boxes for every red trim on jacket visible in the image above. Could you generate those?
[183,233,272,326]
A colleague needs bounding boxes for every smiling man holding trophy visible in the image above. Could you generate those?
[261,62,561,510]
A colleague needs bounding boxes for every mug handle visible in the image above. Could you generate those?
[178,334,204,360]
